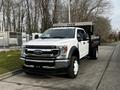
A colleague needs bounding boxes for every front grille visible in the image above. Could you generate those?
[26,45,57,49]
[25,45,60,59]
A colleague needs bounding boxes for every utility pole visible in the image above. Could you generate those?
[68,0,71,23]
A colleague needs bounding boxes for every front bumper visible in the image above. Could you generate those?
[20,57,70,69]
[22,65,68,75]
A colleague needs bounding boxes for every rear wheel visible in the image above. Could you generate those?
[89,47,98,59]
[67,56,79,78]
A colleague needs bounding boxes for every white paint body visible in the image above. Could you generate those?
[23,27,89,59]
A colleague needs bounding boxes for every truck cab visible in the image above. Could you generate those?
[21,22,100,78]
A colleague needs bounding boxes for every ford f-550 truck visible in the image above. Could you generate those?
[21,22,100,78]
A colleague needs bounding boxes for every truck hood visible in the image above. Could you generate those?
[24,38,75,46]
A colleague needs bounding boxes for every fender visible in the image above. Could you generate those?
[68,46,79,60]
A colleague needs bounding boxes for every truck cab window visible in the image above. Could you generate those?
[77,30,87,41]
[77,30,84,41]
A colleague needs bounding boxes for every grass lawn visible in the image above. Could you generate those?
[0,50,23,75]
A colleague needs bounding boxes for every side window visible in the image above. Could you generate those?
[77,30,83,41]
[77,29,87,41]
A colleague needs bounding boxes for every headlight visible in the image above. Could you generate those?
[57,46,68,59]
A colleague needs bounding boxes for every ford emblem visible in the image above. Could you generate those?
[34,50,43,55]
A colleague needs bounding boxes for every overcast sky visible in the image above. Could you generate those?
[111,0,120,31]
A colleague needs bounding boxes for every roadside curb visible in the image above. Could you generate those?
[0,69,23,80]
[96,45,117,89]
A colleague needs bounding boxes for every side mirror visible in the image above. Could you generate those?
[77,35,82,41]
[34,35,39,39]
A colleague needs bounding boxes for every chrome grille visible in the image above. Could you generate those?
[26,45,57,49]
[25,46,60,59]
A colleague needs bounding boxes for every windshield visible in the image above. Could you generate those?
[40,28,75,39]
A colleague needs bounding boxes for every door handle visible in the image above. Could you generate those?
[83,42,86,44]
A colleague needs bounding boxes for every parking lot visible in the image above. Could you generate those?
[0,45,120,90]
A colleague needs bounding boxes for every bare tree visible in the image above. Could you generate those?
[0,0,112,42]
[94,16,112,42]
[70,0,111,22]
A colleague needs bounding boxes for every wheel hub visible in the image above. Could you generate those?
[74,60,79,75]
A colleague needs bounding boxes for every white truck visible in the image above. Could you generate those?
[21,22,100,78]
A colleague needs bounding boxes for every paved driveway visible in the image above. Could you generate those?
[0,45,118,90]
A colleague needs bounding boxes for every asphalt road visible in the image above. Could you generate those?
[0,44,120,90]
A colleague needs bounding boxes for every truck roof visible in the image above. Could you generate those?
[51,27,83,30]
[53,22,93,27]
[53,22,94,35]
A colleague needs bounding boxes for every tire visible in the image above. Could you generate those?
[90,47,98,60]
[67,56,79,78]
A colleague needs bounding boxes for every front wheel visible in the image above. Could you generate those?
[67,56,79,78]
